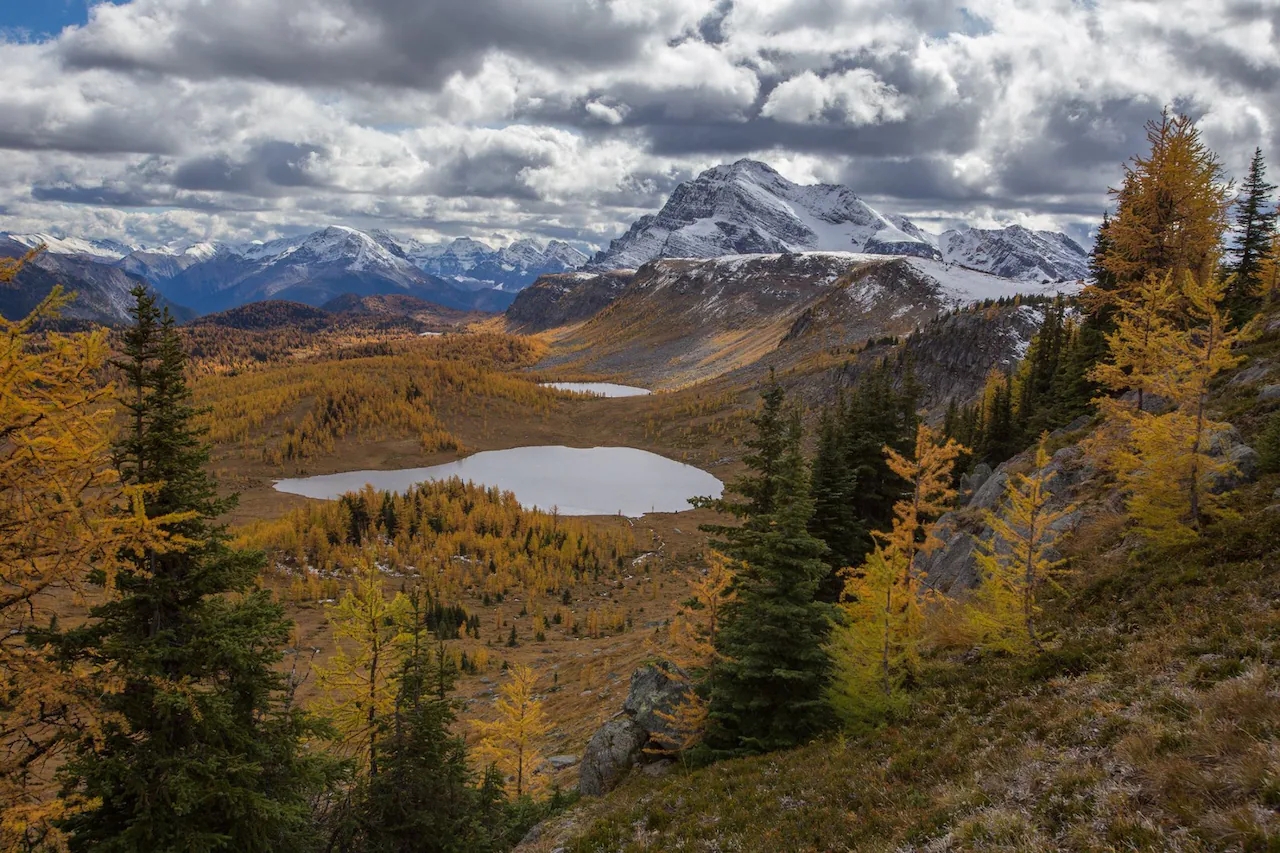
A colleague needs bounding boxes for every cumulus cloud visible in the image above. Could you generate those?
[761,69,908,125]
[0,0,1274,249]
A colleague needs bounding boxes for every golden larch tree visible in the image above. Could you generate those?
[651,550,736,754]
[1090,272,1182,415]
[316,551,411,775]
[474,663,550,797]
[1101,110,1232,296]
[1257,232,1280,307]
[665,550,736,674]
[1121,272,1251,544]
[831,423,963,716]
[1,272,183,849]
[970,439,1076,653]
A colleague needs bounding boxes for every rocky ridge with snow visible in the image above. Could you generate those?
[587,160,941,270]
[371,232,588,292]
[0,235,191,325]
[587,160,1089,284]
[506,270,636,333]
[533,251,1080,391]
[937,225,1090,283]
[0,226,588,316]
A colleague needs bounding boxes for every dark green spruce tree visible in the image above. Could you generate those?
[840,361,917,559]
[807,399,859,601]
[806,360,917,600]
[695,378,832,753]
[53,286,333,852]
[332,589,503,853]
[1227,147,1277,321]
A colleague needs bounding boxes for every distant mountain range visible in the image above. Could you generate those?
[0,228,589,322]
[586,160,1090,284]
[1,159,1089,325]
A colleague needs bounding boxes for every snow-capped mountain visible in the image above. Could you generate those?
[586,159,941,270]
[935,225,1089,283]
[3,225,583,315]
[531,250,1080,391]
[152,225,514,314]
[3,232,136,261]
[0,235,191,325]
[117,243,219,283]
[586,160,1089,284]
[372,233,588,292]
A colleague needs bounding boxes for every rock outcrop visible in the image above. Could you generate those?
[504,270,634,333]
[579,661,689,797]
[920,446,1095,593]
[578,718,648,797]
[621,660,688,748]
[920,423,1262,594]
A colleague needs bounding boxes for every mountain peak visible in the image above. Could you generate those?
[708,158,783,180]
[585,162,1088,281]
[587,160,938,269]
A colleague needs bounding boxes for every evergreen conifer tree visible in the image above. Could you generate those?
[53,286,332,853]
[697,381,832,753]
[1227,147,1278,319]
[808,400,860,600]
[842,362,918,559]
[334,589,499,853]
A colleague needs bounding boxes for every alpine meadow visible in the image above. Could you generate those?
[3,2,1280,851]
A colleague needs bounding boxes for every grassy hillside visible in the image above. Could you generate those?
[521,310,1280,852]
[523,488,1280,852]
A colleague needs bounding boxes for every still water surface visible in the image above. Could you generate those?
[274,445,721,517]
[541,382,651,397]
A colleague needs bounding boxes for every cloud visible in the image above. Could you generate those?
[0,0,1273,250]
[761,69,908,125]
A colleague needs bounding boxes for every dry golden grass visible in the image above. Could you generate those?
[520,485,1280,852]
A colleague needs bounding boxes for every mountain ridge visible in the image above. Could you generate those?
[586,160,1089,284]
[533,251,1079,391]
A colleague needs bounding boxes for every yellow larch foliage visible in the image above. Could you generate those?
[665,550,736,674]
[970,439,1076,654]
[473,663,550,797]
[315,553,412,775]
[650,688,710,757]
[831,424,964,719]
[650,550,736,754]
[1,280,188,851]
[1090,272,1182,415]
[1101,110,1232,295]
[1257,232,1280,307]
[189,332,551,467]
[1091,268,1251,546]
[236,478,633,607]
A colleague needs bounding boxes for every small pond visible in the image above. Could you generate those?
[541,382,651,398]
[274,445,721,517]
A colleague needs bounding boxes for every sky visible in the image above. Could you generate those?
[0,0,1276,252]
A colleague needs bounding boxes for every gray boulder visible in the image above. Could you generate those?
[1205,426,1261,493]
[1047,508,1086,535]
[622,661,688,745]
[960,463,994,501]
[1260,384,1280,403]
[1210,444,1261,494]
[1228,362,1272,387]
[1049,414,1094,438]
[919,520,981,593]
[970,471,1009,512]
[1120,389,1174,413]
[578,717,647,796]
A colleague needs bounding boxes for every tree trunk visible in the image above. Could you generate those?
[882,584,892,697]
